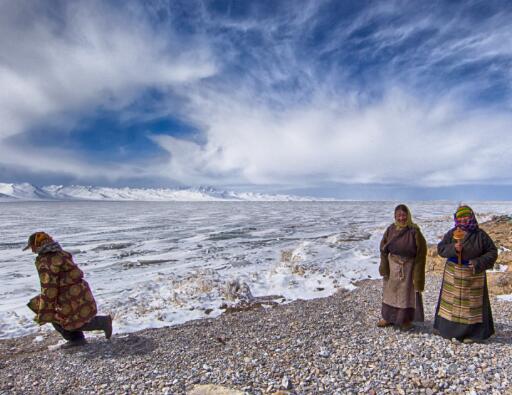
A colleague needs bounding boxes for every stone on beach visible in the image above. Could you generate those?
[188,384,244,395]
[2,272,512,394]
[2,215,512,394]
[223,279,254,302]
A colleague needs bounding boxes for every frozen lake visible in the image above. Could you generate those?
[1,201,511,339]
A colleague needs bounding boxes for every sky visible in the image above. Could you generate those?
[1,0,512,199]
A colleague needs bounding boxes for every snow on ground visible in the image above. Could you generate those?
[1,200,511,338]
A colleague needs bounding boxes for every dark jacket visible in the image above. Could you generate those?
[437,228,497,274]
[379,224,428,291]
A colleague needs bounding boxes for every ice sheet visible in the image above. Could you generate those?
[1,200,511,338]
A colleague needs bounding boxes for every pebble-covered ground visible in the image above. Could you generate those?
[1,275,512,395]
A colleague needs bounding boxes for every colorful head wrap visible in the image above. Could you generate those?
[22,231,54,252]
[453,205,478,232]
[455,206,473,219]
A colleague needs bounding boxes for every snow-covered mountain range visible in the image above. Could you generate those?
[0,183,317,202]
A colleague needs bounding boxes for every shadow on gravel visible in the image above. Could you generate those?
[409,322,435,335]
[69,334,157,360]
[487,322,512,345]
[410,321,512,345]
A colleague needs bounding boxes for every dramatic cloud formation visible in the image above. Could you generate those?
[155,89,512,187]
[1,0,511,196]
[0,0,215,179]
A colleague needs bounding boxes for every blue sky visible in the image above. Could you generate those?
[1,0,512,198]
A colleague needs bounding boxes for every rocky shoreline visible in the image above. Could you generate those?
[1,273,512,395]
[2,215,512,395]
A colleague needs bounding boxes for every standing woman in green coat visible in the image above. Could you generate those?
[378,204,427,331]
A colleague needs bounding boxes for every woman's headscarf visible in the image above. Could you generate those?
[394,204,419,230]
[22,231,62,254]
[453,205,479,232]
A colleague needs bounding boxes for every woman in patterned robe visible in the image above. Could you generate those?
[378,204,427,331]
[24,231,113,348]
[433,205,497,343]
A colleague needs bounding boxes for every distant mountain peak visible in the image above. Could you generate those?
[0,183,317,202]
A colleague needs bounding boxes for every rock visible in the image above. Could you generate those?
[487,272,512,295]
[223,280,254,302]
[281,375,292,390]
[3,258,512,395]
[421,379,434,388]
[497,251,512,269]
[187,385,244,395]
[481,217,512,250]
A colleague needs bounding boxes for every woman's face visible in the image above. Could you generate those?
[457,215,471,227]
[395,210,408,225]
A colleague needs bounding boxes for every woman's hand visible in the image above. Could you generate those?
[468,260,477,274]
[455,241,463,253]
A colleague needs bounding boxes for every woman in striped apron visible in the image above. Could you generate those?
[433,205,497,343]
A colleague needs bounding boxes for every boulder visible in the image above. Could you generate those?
[495,250,512,271]
[482,216,512,287]
[220,280,283,314]
[487,272,512,295]
[223,279,253,302]
[481,215,512,251]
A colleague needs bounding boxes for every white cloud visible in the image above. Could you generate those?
[151,86,512,187]
[148,1,512,188]
[0,0,215,177]
[1,0,511,189]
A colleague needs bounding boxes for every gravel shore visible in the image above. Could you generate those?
[1,275,512,394]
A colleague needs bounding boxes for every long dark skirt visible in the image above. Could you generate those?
[433,280,495,341]
[382,304,415,325]
[382,292,424,325]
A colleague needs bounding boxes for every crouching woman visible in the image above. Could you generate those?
[24,232,112,348]
[378,204,427,331]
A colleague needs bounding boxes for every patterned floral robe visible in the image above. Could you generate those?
[28,250,97,330]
